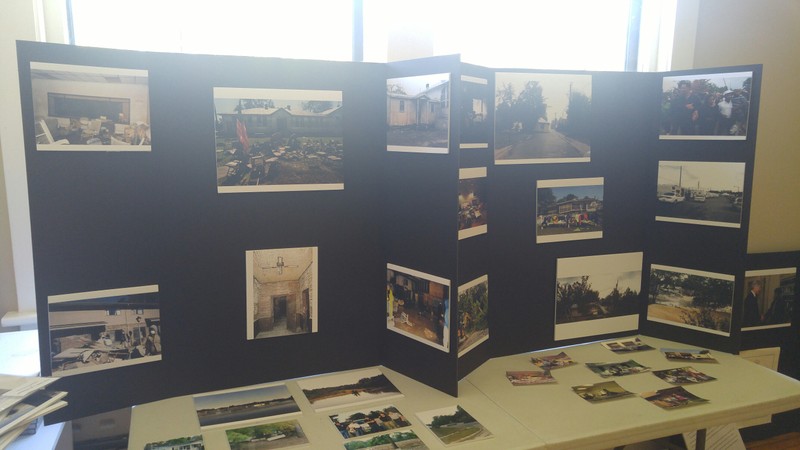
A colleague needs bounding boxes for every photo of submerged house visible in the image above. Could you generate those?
[47,285,161,376]
[386,263,450,352]
[247,247,318,340]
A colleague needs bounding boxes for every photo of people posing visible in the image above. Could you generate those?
[741,268,796,330]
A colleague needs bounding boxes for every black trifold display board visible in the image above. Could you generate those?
[16,41,796,424]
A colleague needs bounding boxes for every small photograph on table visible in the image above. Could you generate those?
[30,62,151,151]
[655,161,746,228]
[144,435,204,450]
[225,419,309,450]
[572,381,633,403]
[652,367,716,385]
[647,264,735,337]
[387,73,450,154]
[330,404,411,440]
[640,386,709,409]
[585,360,650,377]
[193,383,300,430]
[531,351,577,370]
[741,267,796,331]
[387,263,450,353]
[536,177,603,244]
[661,348,717,363]
[601,337,654,353]
[344,430,429,450]
[494,72,592,165]
[554,252,643,341]
[47,284,161,377]
[297,367,403,412]
[505,370,555,386]
[459,75,490,149]
[457,274,489,357]
[214,87,344,193]
[416,405,493,447]
[458,168,488,240]
[246,247,318,340]
[659,70,753,140]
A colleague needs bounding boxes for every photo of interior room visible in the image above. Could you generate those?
[247,247,318,340]
[30,62,151,151]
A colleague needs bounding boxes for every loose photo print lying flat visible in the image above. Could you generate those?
[29,62,151,151]
[225,419,309,450]
[297,367,403,412]
[741,267,796,331]
[537,177,603,243]
[554,252,643,341]
[47,284,161,376]
[416,405,492,447]
[572,381,633,403]
[655,161,746,228]
[660,70,753,140]
[344,430,429,450]
[214,87,344,192]
[193,383,300,430]
[652,367,716,385]
[495,72,591,164]
[640,386,708,409]
[647,264,735,337]
[386,73,450,154]
[144,435,204,450]
[387,263,451,352]
[246,247,318,340]
[329,404,411,440]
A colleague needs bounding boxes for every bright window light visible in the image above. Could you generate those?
[365,0,634,70]
[70,0,353,60]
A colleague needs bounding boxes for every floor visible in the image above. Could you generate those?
[746,432,800,449]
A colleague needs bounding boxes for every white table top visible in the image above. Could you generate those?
[464,335,800,450]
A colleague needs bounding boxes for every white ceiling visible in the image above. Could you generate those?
[252,247,313,284]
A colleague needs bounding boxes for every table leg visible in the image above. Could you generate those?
[696,428,707,450]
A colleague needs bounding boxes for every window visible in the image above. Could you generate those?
[399,100,405,112]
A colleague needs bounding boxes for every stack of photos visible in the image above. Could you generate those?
[144,435,204,450]
[387,264,451,352]
[585,360,650,378]
[652,367,716,385]
[344,430,429,450]
[457,275,489,357]
[458,168,488,240]
[640,386,709,410]
[193,383,300,429]
[572,381,633,403]
[531,352,577,370]
[659,71,753,140]
[226,419,309,450]
[741,267,796,331]
[329,405,411,440]
[245,247,318,340]
[459,75,490,149]
[386,73,450,154]
[661,348,717,363]
[213,87,344,192]
[416,405,493,447]
[647,264,735,337]
[655,161,746,228]
[505,370,556,386]
[537,178,603,243]
[601,338,654,353]
[30,62,151,152]
[555,252,643,341]
[296,368,402,412]
[47,285,161,376]
[494,72,592,164]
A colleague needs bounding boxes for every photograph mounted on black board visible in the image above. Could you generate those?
[741,267,796,331]
[47,285,161,376]
[214,87,344,192]
[246,247,318,340]
[30,62,151,151]
[655,161,745,228]
[495,72,591,164]
[647,264,735,337]
[459,75,490,149]
[457,275,488,357]
[386,264,451,353]
[458,168,488,240]
[554,252,642,341]
[386,73,450,154]
[537,177,603,243]
[660,70,753,140]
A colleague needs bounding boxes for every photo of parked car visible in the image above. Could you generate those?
[657,192,684,203]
